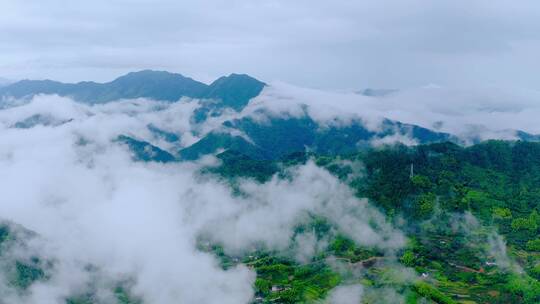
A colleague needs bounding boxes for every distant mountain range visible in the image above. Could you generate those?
[0,70,265,111]
[178,115,454,161]
[3,70,540,163]
[113,116,455,163]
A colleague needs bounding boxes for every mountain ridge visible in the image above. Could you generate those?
[0,70,265,109]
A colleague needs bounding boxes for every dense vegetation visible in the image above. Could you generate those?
[3,140,540,303]
[204,140,540,303]
[179,116,453,161]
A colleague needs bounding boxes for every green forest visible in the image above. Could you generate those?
[2,140,540,303]
[205,140,540,303]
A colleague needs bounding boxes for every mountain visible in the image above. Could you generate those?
[116,135,176,163]
[4,72,540,304]
[5,141,540,303]
[179,114,454,160]
[0,70,265,109]
[0,70,207,103]
[210,140,540,303]
[516,130,540,142]
[204,73,266,111]
[11,114,73,129]
[191,73,266,123]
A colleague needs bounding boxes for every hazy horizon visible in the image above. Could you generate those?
[2,0,540,90]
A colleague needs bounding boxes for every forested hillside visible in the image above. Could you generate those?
[5,139,534,303]
[200,140,540,303]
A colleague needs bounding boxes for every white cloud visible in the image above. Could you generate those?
[0,95,404,303]
[240,82,540,142]
[326,284,364,304]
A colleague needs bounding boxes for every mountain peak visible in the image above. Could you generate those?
[115,69,184,79]
[111,70,199,85]
[206,73,266,110]
[210,73,264,85]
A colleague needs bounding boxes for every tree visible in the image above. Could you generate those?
[526,239,540,251]
[511,217,538,232]
[401,250,415,267]
[492,207,512,219]
[416,193,436,218]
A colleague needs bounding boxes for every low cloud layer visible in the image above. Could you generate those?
[326,284,364,304]
[0,95,403,303]
[243,82,540,141]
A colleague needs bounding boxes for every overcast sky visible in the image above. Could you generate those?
[1,0,540,89]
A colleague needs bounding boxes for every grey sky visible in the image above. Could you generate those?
[1,0,540,89]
